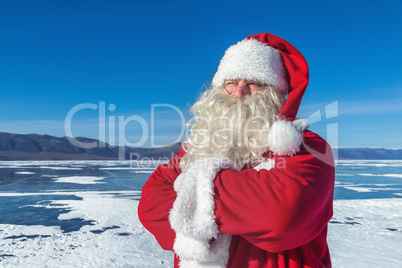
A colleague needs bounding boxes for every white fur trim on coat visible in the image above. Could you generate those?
[253,158,276,171]
[266,119,309,156]
[169,157,239,267]
[212,38,288,93]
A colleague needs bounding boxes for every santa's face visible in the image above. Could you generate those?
[223,79,265,98]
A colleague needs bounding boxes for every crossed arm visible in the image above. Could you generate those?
[138,131,335,253]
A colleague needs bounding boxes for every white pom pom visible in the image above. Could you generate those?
[292,118,310,132]
[267,120,305,156]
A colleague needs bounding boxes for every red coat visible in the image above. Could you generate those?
[138,129,335,267]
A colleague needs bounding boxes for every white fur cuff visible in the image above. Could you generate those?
[169,157,237,267]
[170,157,238,240]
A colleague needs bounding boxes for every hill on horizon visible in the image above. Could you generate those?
[0,132,181,161]
[0,132,401,161]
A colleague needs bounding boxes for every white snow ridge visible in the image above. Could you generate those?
[52,176,107,184]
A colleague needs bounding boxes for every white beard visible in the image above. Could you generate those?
[180,86,285,172]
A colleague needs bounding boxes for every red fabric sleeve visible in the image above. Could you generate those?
[213,131,335,253]
[137,149,185,251]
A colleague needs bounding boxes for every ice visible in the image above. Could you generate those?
[52,176,107,184]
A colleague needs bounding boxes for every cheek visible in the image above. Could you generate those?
[251,87,261,93]
[223,89,231,95]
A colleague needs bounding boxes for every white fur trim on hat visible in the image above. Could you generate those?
[212,38,288,93]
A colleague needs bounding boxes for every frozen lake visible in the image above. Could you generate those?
[0,160,402,267]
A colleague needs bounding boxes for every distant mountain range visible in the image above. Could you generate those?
[0,132,401,161]
[0,132,181,161]
[336,148,402,160]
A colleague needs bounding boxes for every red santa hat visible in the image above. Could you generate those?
[212,33,309,120]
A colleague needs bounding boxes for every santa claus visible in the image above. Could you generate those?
[138,33,335,268]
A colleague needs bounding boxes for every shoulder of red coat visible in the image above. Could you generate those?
[301,130,332,155]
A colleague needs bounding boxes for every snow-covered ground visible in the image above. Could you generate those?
[1,192,401,267]
[329,199,402,267]
[0,191,173,267]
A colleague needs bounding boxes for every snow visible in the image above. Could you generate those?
[1,193,401,267]
[343,186,376,192]
[99,167,140,170]
[38,166,84,170]
[99,167,155,173]
[0,191,173,267]
[357,173,402,179]
[336,160,402,167]
[329,199,402,268]
[14,171,35,175]
[52,176,107,184]
[0,191,141,198]
[1,159,402,267]
[343,186,402,193]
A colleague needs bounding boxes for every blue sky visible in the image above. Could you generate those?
[1,0,401,149]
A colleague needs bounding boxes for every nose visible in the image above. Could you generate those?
[231,80,247,98]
